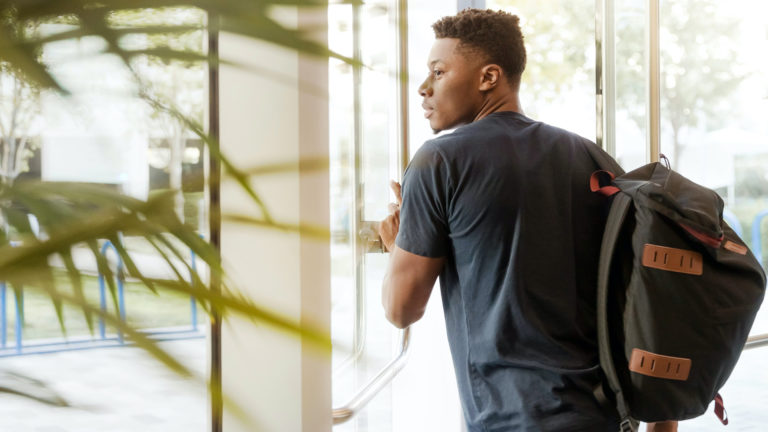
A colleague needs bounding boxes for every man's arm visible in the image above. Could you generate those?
[381,246,444,328]
[646,421,678,431]
[379,181,445,329]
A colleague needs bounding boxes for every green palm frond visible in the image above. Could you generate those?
[0,370,69,407]
[2,0,361,92]
[138,90,277,223]
[0,179,329,402]
[0,0,344,410]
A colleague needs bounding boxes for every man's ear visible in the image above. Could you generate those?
[478,64,502,91]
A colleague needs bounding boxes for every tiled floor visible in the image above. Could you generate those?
[0,339,207,432]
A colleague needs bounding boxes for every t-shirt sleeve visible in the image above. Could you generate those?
[395,141,451,258]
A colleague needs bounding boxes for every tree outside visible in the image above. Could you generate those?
[490,0,595,132]
[113,8,206,221]
[616,0,744,169]
[0,19,41,186]
[491,0,745,171]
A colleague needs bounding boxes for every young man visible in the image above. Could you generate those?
[378,9,676,432]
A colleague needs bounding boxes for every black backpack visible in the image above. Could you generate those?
[586,144,767,431]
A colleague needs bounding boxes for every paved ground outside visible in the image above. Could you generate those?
[0,339,207,432]
[677,345,768,431]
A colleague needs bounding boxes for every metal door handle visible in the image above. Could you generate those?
[332,327,410,424]
[745,333,768,350]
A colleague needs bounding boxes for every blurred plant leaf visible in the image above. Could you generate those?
[0,370,69,407]
[0,179,330,350]
[3,0,360,93]
[0,21,66,92]
[58,248,95,334]
[240,157,329,177]
[223,213,329,240]
[139,90,276,223]
[0,0,340,418]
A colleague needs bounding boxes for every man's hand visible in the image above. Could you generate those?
[379,180,402,252]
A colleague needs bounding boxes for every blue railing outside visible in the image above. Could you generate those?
[1,212,760,356]
[98,240,126,342]
[0,281,24,355]
[0,241,24,354]
[0,237,204,357]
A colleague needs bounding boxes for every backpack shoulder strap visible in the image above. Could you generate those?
[584,141,626,176]
[597,192,635,430]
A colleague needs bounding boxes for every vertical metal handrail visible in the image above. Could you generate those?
[98,240,126,343]
[350,0,367,373]
[751,210,768,268]
[332,0,412,424]
[396,0,410,174]
[596,0,616,155]
[646,0,661,163]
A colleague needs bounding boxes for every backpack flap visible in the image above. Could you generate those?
[600,162,767,423]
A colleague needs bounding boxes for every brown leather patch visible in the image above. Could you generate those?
[642,244,703,275]
[724,240,748,255]
[629,348,691,381]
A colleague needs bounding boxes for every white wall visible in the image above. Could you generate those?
[218,9,331,432]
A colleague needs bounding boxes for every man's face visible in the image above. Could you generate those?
[418,38,484,133]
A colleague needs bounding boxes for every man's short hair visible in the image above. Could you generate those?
[432,9,526,83]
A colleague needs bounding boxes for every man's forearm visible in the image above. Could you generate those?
[646,421,678,432]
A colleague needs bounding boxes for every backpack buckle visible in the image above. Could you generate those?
[619,419,636,432]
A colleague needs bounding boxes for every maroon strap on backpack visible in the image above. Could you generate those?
[714,393,728,425]
[589,170,620,196]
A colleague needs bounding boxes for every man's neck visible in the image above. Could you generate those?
[473,90,523,123]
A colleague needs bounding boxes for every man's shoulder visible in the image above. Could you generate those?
[418,115,511,156]
[494,113,593,146]
[424,112,595,156]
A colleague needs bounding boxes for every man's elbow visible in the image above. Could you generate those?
[384,305,424,329]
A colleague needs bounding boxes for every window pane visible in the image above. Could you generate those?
[329,2,399,431]
[0,8,208,431]
[614,0,649,170]
[658,1,768,429]
[487,0,597,141]
[658,0,768,330]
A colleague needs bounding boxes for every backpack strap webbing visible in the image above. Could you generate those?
[584,142,626,177]
[597,192,636,431]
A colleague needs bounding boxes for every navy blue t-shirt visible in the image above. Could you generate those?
[396,111,619,431]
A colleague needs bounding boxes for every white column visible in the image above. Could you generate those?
[218,8,330,432]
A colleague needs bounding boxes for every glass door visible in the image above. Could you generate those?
[487,0,597,140]
[656,1,768,429]
[329,1,405,431]
[0,7,208,432]
[605,0,768,429]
